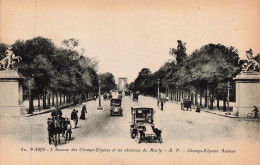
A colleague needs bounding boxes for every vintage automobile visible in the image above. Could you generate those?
[132,93,138,102]
[118,93,122,99]
[130,107,162,143]
[181,99,192,111]
[124,91,130,96]
[110,98,123,116]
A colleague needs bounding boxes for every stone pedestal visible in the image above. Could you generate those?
[0,70,26,117]
[233,71,260,117]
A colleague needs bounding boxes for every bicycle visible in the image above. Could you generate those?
[247,112,259,118]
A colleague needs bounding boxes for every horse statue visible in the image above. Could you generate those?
[0,46,22,70]
[239,49,259,72]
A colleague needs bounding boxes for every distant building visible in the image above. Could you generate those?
[118,77,127,92]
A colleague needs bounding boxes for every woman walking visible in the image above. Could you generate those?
[80,104,87,120]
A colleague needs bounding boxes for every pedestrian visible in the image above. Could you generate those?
[252,106,259,118]
[71,109,78,128]
[80,104,87,120]
[161,100,164,111]
[196,104,200,113]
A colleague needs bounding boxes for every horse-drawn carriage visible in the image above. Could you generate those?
[181,99,192,111]
[110,98,123,116]
[132,93,138,102]
[47,117,72,146]
[130,107,162,143]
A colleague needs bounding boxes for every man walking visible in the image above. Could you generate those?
[160,100,164,111]
[71,109,78,128]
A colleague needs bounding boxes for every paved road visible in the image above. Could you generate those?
[1,95,259,165]
[1,95,259,145]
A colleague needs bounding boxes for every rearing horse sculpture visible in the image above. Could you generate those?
[243,49,259,72]
[0,46,22,70]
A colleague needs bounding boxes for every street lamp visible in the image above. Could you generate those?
[97,78,103,110]
[157,78,160,107]
[28,77,34,114]
[226,81,231,115]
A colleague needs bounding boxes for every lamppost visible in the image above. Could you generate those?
[28,77,34,114]
[97,78,103,110]
[226,81,231,115]
[157,78,160,107]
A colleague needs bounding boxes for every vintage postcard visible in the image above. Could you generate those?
[0,0,259,165]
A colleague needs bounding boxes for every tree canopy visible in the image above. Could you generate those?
[130,41,246,104]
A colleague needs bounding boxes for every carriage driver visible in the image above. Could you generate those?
[51,108,63,118]
[51,108,64,128]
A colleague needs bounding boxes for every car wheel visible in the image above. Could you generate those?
[135,133,141,143]
[159,137,162,143]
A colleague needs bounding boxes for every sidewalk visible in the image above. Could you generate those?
[23,103,72,117]
[168,100,239,118]
[23,98,96,117]
[203,109,238,118]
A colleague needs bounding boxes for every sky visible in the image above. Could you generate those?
[0,0,259,83]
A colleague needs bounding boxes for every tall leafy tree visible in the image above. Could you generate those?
[169,40,187,64]
[99,72,116,93]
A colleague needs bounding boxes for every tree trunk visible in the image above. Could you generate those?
[68,93,71,104]
[209,89,213,110]
[195,91,198,105]
[60,93,62,105]
[56,93,58,108]
[177,90,180,102]
[52,92,55,106]
[178,89,180,101]
[43,90,47,109]
[217,98,219,110]
[176,90,178,101]
[47,92,51,109]
[63,94,66,103]
[191,92,194,105]
[188,89,191,102]
[179,90,181,101]
[38,94,41,111]
[223,97,227,111]
[28,90,34,114]
[204,87,207,107]
[200,89,203,106]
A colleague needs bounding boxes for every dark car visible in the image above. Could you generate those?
[125,91,130,96]
[132,93,138,102]
[130,107,162,143]
[181,99,192,111]
[110,98,123,116]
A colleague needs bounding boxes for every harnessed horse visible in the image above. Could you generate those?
[47,117,71,146]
